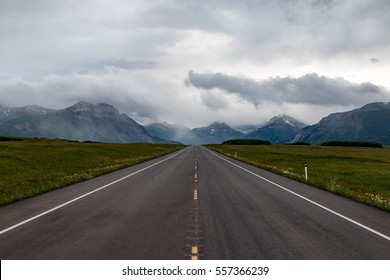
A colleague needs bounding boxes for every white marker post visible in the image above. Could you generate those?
[304,162,308,180]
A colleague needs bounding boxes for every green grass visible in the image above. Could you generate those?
[207,144,390,212]
[0,138,183,206]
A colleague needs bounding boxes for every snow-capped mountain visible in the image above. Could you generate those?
[245,115,306,144]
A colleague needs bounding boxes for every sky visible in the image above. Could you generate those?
[0,0,389,128]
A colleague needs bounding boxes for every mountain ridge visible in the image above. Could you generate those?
[0,102,159,143]
[294,102,390,145]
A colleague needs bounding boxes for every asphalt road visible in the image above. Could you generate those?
[0,145,389,259]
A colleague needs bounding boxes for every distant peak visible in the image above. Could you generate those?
[209,121,228,127]
[267,114,306,128]
[271,114,289,120]
[69,101,94,110]
[67,101,119,114]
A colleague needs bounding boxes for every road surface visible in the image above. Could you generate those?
[0,146,389,259]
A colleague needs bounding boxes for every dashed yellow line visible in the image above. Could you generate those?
[191,246,199,260]
[191,246,198,254]
[191,155,200,260]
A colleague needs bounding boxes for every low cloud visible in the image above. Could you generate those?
[83,59,154,73]
[370,58,380,64]
[187,71,390,107]
[0,71,167,121]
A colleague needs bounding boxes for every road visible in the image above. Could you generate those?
[0,146,389,259]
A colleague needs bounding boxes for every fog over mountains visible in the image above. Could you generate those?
[179,122,244,145]
[1,101,390,145]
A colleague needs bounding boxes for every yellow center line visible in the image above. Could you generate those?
[191,153,200,260]
[191,246,198,254]
[191,246,199,260]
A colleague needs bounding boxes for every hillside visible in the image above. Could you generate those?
[294,102,390,145]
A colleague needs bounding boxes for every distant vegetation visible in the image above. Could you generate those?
[0,138,183,206]
[0,136,23,141]
[320,141,383,148]
[287,142,311,146]
[222,139,271,145]
[207,144,390,212]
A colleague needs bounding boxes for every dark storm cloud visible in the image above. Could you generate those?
[187,71,389,107]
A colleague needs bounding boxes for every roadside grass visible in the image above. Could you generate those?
[0,138,183,206]
[206,144,390,212]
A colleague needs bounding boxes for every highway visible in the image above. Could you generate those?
[0,146,389,259]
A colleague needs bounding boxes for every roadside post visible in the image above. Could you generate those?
[304,162,308,180]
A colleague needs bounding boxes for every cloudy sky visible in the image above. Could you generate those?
[1,0,389,127]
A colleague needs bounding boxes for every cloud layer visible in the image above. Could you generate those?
[187,71,389,107]
[1,0,390,127]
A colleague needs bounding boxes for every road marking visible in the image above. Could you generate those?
[0,147,190,236]
[206,148,390,242]
[190,151,201,260]
[191,246,199,260]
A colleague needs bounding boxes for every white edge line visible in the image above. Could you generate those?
[0,147,189,235]
[204,147,390,242]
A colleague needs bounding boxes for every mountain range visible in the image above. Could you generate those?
[0,102,157,143]
[1,101,389,145]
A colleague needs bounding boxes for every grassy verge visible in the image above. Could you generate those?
[207,144,390,212]
[0,138,183,206]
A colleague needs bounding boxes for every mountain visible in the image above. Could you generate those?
[293,102,390,145]
[180,121,244,144]
[232,124,258,135]
[145,122,189,142]
[0,101,157,143]
[245,115,306,144]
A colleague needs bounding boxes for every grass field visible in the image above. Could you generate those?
[0,138,183,206]
[207,144,390,212]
